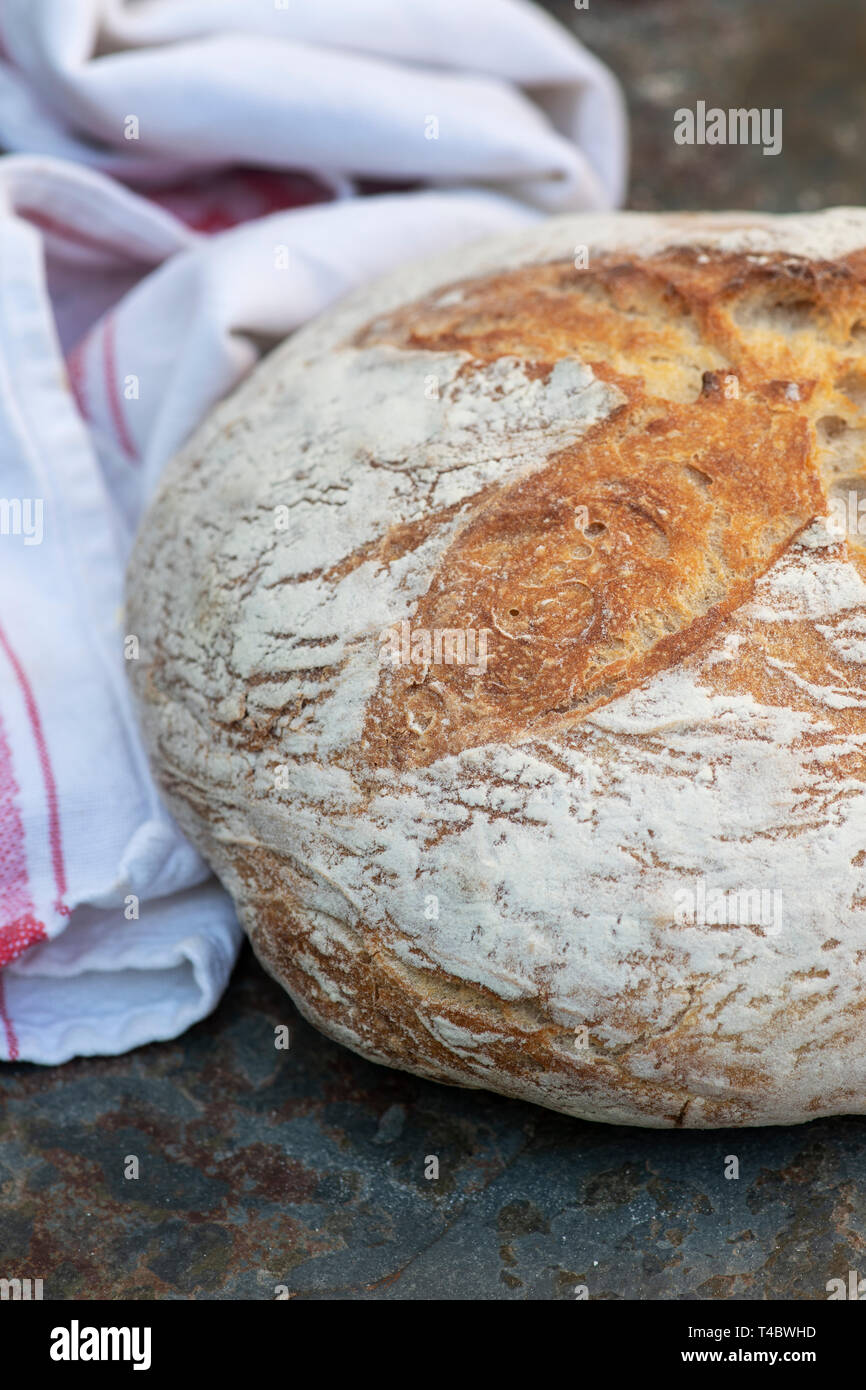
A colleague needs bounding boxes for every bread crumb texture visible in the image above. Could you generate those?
[128,211,866,1127]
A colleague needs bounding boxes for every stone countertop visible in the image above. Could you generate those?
[3,944,864,1300]
[3,0,866,1300]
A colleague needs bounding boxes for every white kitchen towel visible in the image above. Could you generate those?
[0,0,626,211]
[0,0,627,1064]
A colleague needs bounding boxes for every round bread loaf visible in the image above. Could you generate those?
[127,209,866,1128]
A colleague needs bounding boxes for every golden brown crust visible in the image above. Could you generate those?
[358,249,866,768]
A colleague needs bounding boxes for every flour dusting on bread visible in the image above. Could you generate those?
[127,210,866,1128]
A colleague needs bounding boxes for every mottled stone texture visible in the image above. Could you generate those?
[4,0,866,1299]
[556,0,866,214]
[1,945,865,1299]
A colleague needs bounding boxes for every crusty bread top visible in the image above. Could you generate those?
[356,244,866,767]
[127,210,866,1126]
[285,207,866,357]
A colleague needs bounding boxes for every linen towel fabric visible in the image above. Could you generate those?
[0,0,627,1062]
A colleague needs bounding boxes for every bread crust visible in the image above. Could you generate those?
[127,210,866,1127]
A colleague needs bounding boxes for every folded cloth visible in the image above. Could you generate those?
[0,1,627,1064]
[0,0,626,211]
[3,884,240,1063]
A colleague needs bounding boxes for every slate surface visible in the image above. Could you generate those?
[4,946,866,1301]
[2,0,865,1300]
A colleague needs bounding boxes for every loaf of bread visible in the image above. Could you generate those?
[127,209,866,1127]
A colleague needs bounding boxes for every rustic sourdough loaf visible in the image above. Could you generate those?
[127,209,866,1128]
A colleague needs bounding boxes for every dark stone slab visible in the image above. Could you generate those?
[1,944,864,1299]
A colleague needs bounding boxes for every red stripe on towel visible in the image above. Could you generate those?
[0,705,45,1056]
[0,621,68,917]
